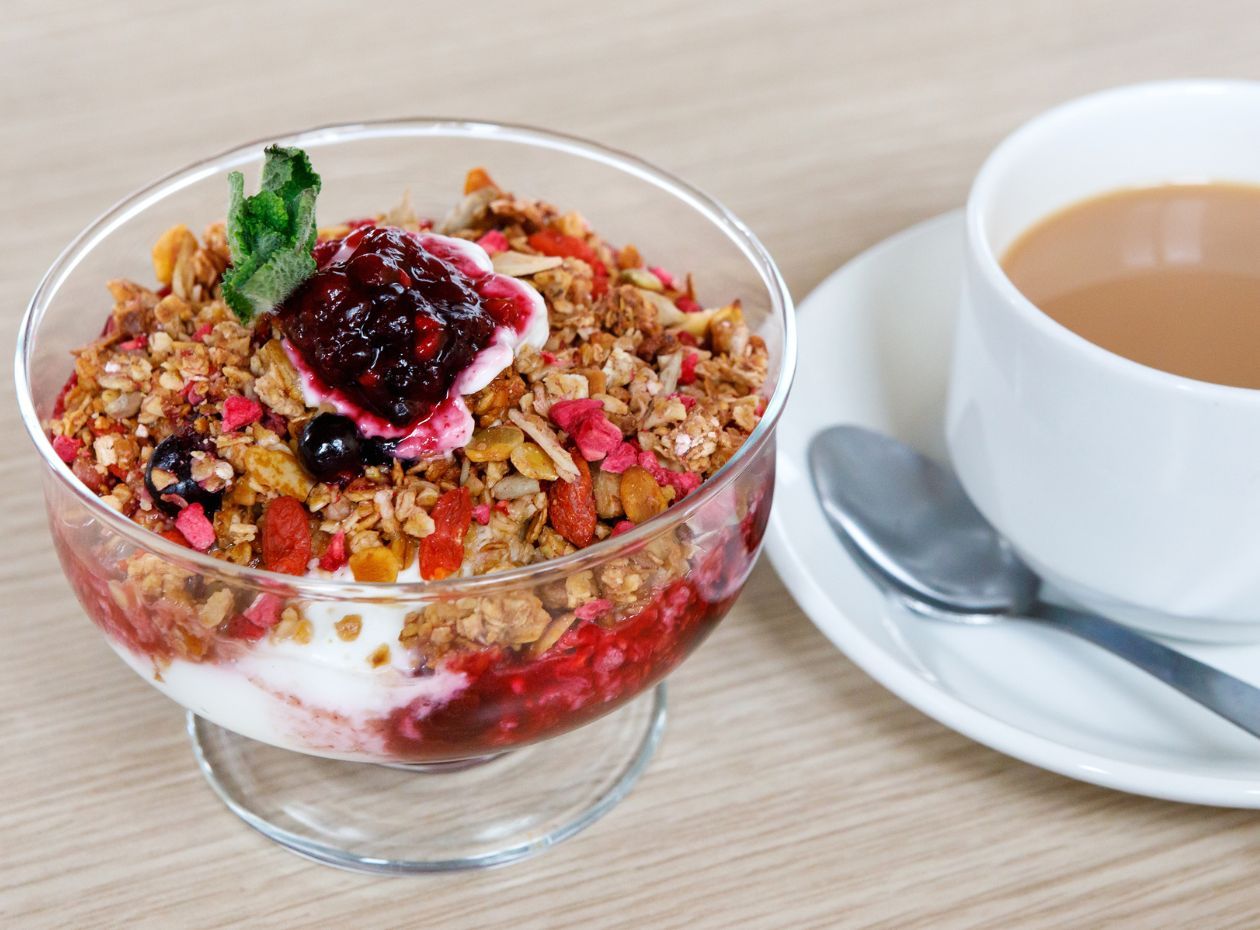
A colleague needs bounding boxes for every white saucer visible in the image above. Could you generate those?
[765,210,1260,807]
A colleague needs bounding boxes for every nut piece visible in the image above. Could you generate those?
[492,251,565,277]
[619,466,668,524]
[593,468,624,519]
[492,474,542,500]
[152,224,197,286]
[348,546,401,583]
[510,441,558,480]
[244,446,314,501]
[464,425,524,463]
[335,614,363,641]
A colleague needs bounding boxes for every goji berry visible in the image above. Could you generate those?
[261,495,312,575]
[420,487,472,580]
[548,453,597,548]
[528,230,609,296]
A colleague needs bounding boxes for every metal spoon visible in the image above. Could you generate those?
[809,423,1260,738]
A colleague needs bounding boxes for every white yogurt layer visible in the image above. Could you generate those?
[111,591,467,762]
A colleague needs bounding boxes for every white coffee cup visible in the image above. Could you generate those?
[947,80,1260,643]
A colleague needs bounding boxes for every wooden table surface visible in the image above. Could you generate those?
[6,2,1260,927]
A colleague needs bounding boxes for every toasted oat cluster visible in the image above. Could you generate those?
[46,171,769,600]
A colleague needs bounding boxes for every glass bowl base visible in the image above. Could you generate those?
[186,685,666,874]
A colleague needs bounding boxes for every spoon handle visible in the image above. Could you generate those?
[1031,602,1260,738]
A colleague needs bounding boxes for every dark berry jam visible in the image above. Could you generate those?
[278,226,507,427]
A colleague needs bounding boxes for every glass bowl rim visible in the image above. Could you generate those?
[15,117,797,600]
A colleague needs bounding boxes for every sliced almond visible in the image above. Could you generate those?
[492,251,565,277]
[492,474,542,500]
[508,409,579,483]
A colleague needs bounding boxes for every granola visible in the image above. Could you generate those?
[47,160,768,666]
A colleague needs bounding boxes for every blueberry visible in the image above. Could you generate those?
[298,414,365,482]
[144,431,222,516]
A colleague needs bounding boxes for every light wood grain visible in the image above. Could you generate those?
[6,2,1260,927]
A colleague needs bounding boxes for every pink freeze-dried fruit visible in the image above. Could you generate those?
[192,323,214,342]
[676,296,703,314]
[244,592,284,628]
[471,503,491,525]
[549,398,604,432]
[225,593,285,641]
[648,266,675,290]
[52,434,82,463]
[575,598,612,621]
[679,352,699,386]
[174,502,216,551]
[475,229,509,255]
[116,334,148,352]
[572,414,621,461]
[600,441,637,474]
[318,530,347,572]
[636,449,702,498]
[221,395,263,432]
[672,392,696,410]
[549,398,623,462]
[611,520,636,537]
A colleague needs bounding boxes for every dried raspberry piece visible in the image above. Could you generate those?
[676,296,703,313]
[548,454,597,548]
[575,598,613,621]
[225,593,284,641]
[676,331,698,347]
[174,503,216,551]
[183,381,207,406]
[191,323,214,342]
[244,592,284,627]
[475,230,509,255]
[52,434,82,463]
[648,266,676,290]
[318,530,347,572]
[261,496,312,575]
[600,441,637,474]
[672,392,697,410]
[221,395,263,432]
[420,487,472,580]
[471,503,491,525]
[549,398,623,462]
[679,351,700,385]
[548,398,604,432]
[636,449,701,498]
[611,520,636,537]
[224,615,267,642]
[116,334,148,352]
[52,373,78,418]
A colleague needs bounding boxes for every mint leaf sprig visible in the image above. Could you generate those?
[221,145,322,323]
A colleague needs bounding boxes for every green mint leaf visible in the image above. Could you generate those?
[222,145,322,324]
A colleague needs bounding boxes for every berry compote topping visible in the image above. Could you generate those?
[276,226,544,454]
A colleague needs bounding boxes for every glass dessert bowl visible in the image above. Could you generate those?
[16,120,795,872]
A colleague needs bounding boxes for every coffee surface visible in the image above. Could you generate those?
[1002,183,1260,389]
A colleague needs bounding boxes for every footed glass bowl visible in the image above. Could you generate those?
[16,120,795,872]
